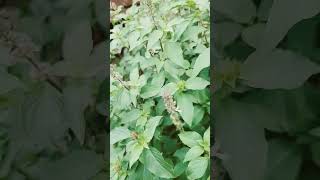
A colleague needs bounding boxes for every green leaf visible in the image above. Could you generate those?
[159,82,178,97]
[141,85,162,99]
[174,20,190,41]
[141,72,165,99]
[21,84,66,149]
[177,94,194,127]
[203,127,210,144]
[241,23,266,48]
[184,146,204,162]
[241,50,320,89]
[0,68,23,94]
[49,58,104,78]
[173,162,188,177]
[140,148,175,178]
[143,116,162,143]
[164,42,189,68]
[25,150,103,180]
[259,0,320,51]
[129,31,142,51]
[186,157,208,180]
[185,77,209,90]
[182,26,205,42]
[0,45,12,66]
[213,0,256,23]
[192,48,210,78]
[215,99,267,180]
[257,0,273,22]
[265,139,303,180]
[63,81,92,144]
[214,22,243,47]
[129,143,144,168]
[311,142,320,167]
[131,164,156,180]
[164,60,182,80]
[122,109,141,123]
[116,89,132,110]
[110,127,131,145]
[309,127,320,137]
[178,131,202,148]
[63,19,93,61]
[191,106,205,127]
[147,30,163,49]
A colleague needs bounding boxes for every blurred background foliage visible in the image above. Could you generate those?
[213,0,320,180]
[0,0,108,179]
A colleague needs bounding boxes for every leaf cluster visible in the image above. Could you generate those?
[110,0,210,179]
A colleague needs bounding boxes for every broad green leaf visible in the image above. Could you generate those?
[311,142,320,167]
[177,94,194,126]
[182,26,205,42]
[185,77,209,90]
[140,148,175,178]
[178,131,202,148]
[122,109,141,123]
[241,23,266,48]
[141,85,163,99]
[164,60,182,80]
[116,89,132,110]
[49,59,104,78]
[173,162,188,177]
[184,146,204,162]
[63,81,92,144]
[174,147,189,162]
[265,139,303,180]
[129,143,144,168]
[20,84,66,149]
[25,150,103,180]
[203,127,210,144]
[186,157,208,180]
[159,82,178,97]
[131,164,156,180]
[0,68,23,94]
[259,0,320,52]
[214,22,243,47]
[192,106,205,127]
[144,116,162,143]
[136,116,147,130]
[147,30,163,49]
[110,127,131,145]
[141,72,165,99]
[213,0,256,23]
[241,50,320,89]
[130,67,139,82]
[0,45,12,66]
[192,48,210,78]
[164,42,189,68]
[129,31,142,51]
[257,0,273,21]
[63,19,93,61]
[309,127,320,137]
[215,99,267,180]
[174,20,190,41]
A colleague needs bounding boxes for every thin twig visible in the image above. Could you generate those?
[25,56,62,92]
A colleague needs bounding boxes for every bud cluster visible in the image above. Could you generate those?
[162,91,183,131]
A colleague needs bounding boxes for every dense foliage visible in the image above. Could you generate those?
[110,0,210,179]
[0,0,107,179]
[213,0,320,179]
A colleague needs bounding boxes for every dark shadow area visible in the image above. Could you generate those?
[0,0,109,179]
